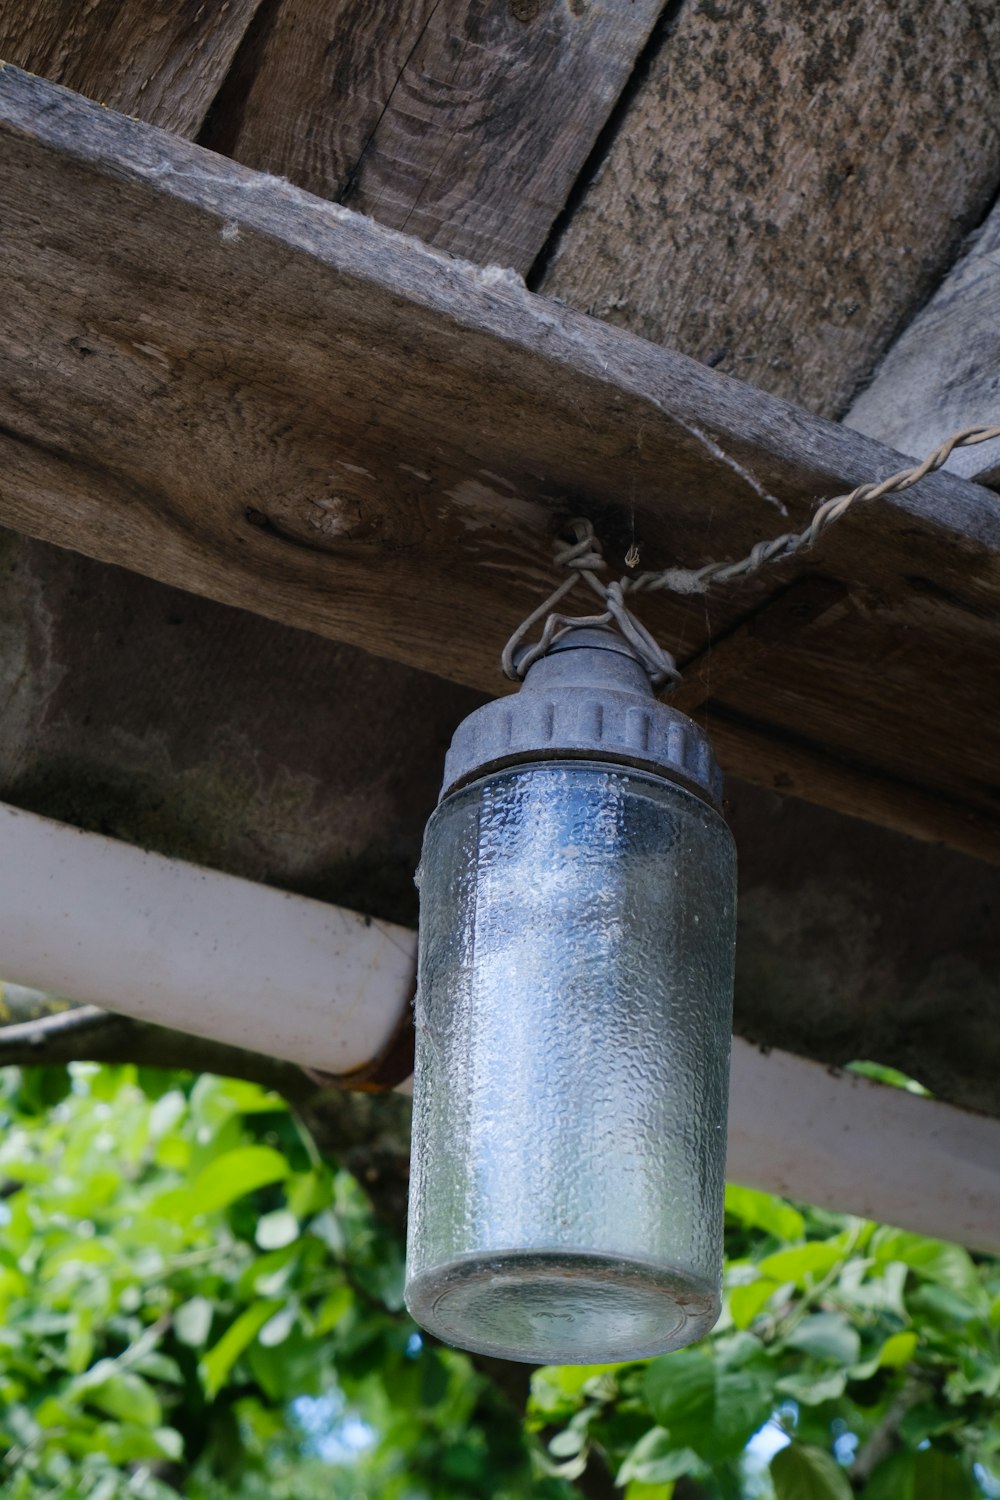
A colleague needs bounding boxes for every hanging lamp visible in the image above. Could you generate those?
[404,590,737,1364]
[402,421,1000,1363]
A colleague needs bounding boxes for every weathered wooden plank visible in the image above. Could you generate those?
[2,67,1000,860]
[542,0,1000,420]
[975,460,1000,493]
[202,0,664,271]
[0,0,263,137]
[845,198,1000,483]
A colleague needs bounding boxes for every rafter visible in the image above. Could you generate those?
[1,67,999,859]
[847,196,1000,486]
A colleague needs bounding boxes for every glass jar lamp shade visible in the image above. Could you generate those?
[405,629,737,1364]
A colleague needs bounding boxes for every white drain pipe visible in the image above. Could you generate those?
[727,1039,1000,1256]
[0,802,416,1078]
[1,800,998,1253]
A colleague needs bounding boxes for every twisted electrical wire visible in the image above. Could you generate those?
[501,424,1000,690]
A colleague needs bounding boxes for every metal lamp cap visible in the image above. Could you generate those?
[440,627,724,809]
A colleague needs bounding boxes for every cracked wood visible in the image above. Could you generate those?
[542,0,1000,420]
[0,0,264,137]
[1,67,1000,859]
[201,0,665,272]
[846,197,1000,487]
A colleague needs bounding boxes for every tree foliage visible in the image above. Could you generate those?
[1,1062,998,1500]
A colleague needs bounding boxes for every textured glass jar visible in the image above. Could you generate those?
[405,633,737,1364]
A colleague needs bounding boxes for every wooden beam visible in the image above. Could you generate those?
[0,0,263,137]
[540,0,1000,420]
[3,528,998,1120]
[846,197,1000,485]
[2,67,1000,861]
[201,0,665,273]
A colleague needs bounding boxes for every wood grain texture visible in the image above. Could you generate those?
[976,461,1000,493]
[846,198,1000,483]
[2,68,1000,860]
[0,0,264,137]
[206,0,665,271]
[542,0,1000,418]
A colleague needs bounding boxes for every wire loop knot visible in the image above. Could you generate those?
[500,423,999,694]
[501,519,682,691]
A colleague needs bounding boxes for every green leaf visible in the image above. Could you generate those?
[259,1303,297,1348]
[869,1230,981,1301]
[34,1396,90,1431]
[726,1185,806,1241]
[238,1243,300,1300]
[898,1403,963,1447]
[945,1349,1000,1400]
[133,1351,184,1385]
[730,1279,779,1330]
[74,1365,162,1428]
[315,1285,353,1335]
[907,1283,980,1328]
[862,1448,977,1500]
[246,1324,329,1401]
[64,1308,96,1375]
[532,1363,622,1409]
[643,1343,776,1462]
[771,1443,852,1500]
[255,1208,299,1250]
[287,1170,333,1219]
[153,1425,185,1462]
[625,1483,676,1500]
[775,1369,848,1406]
[837,1258,908,1319]
[200,1300,282,1398]
[549,1428,587,1458]
[174,1296,214,1349]
[784,1313,860,1366]
[617,1428,699,1484]
[846,1061,928,1094]
[189,1074,286,1129]
[759,1243,843,1287]
[179,1145,290,1219]
[40,1239,117,1279]
[876,1330,917,1369]
[147,1090,186,1141]
[91,1420,182,1465]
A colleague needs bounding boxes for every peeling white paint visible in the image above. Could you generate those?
[335,461,376,479]
[131,341,171,369]
[445,478,549,535]
[477,469,518,494]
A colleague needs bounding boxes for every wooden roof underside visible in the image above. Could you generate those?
[0,1,999,1115]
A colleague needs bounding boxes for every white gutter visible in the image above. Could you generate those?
[1,801,998,1254]
[0,802,416,1077]
[728,1039,1000,1256]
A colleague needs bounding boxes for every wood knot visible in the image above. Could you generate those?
[510,0,543,21]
